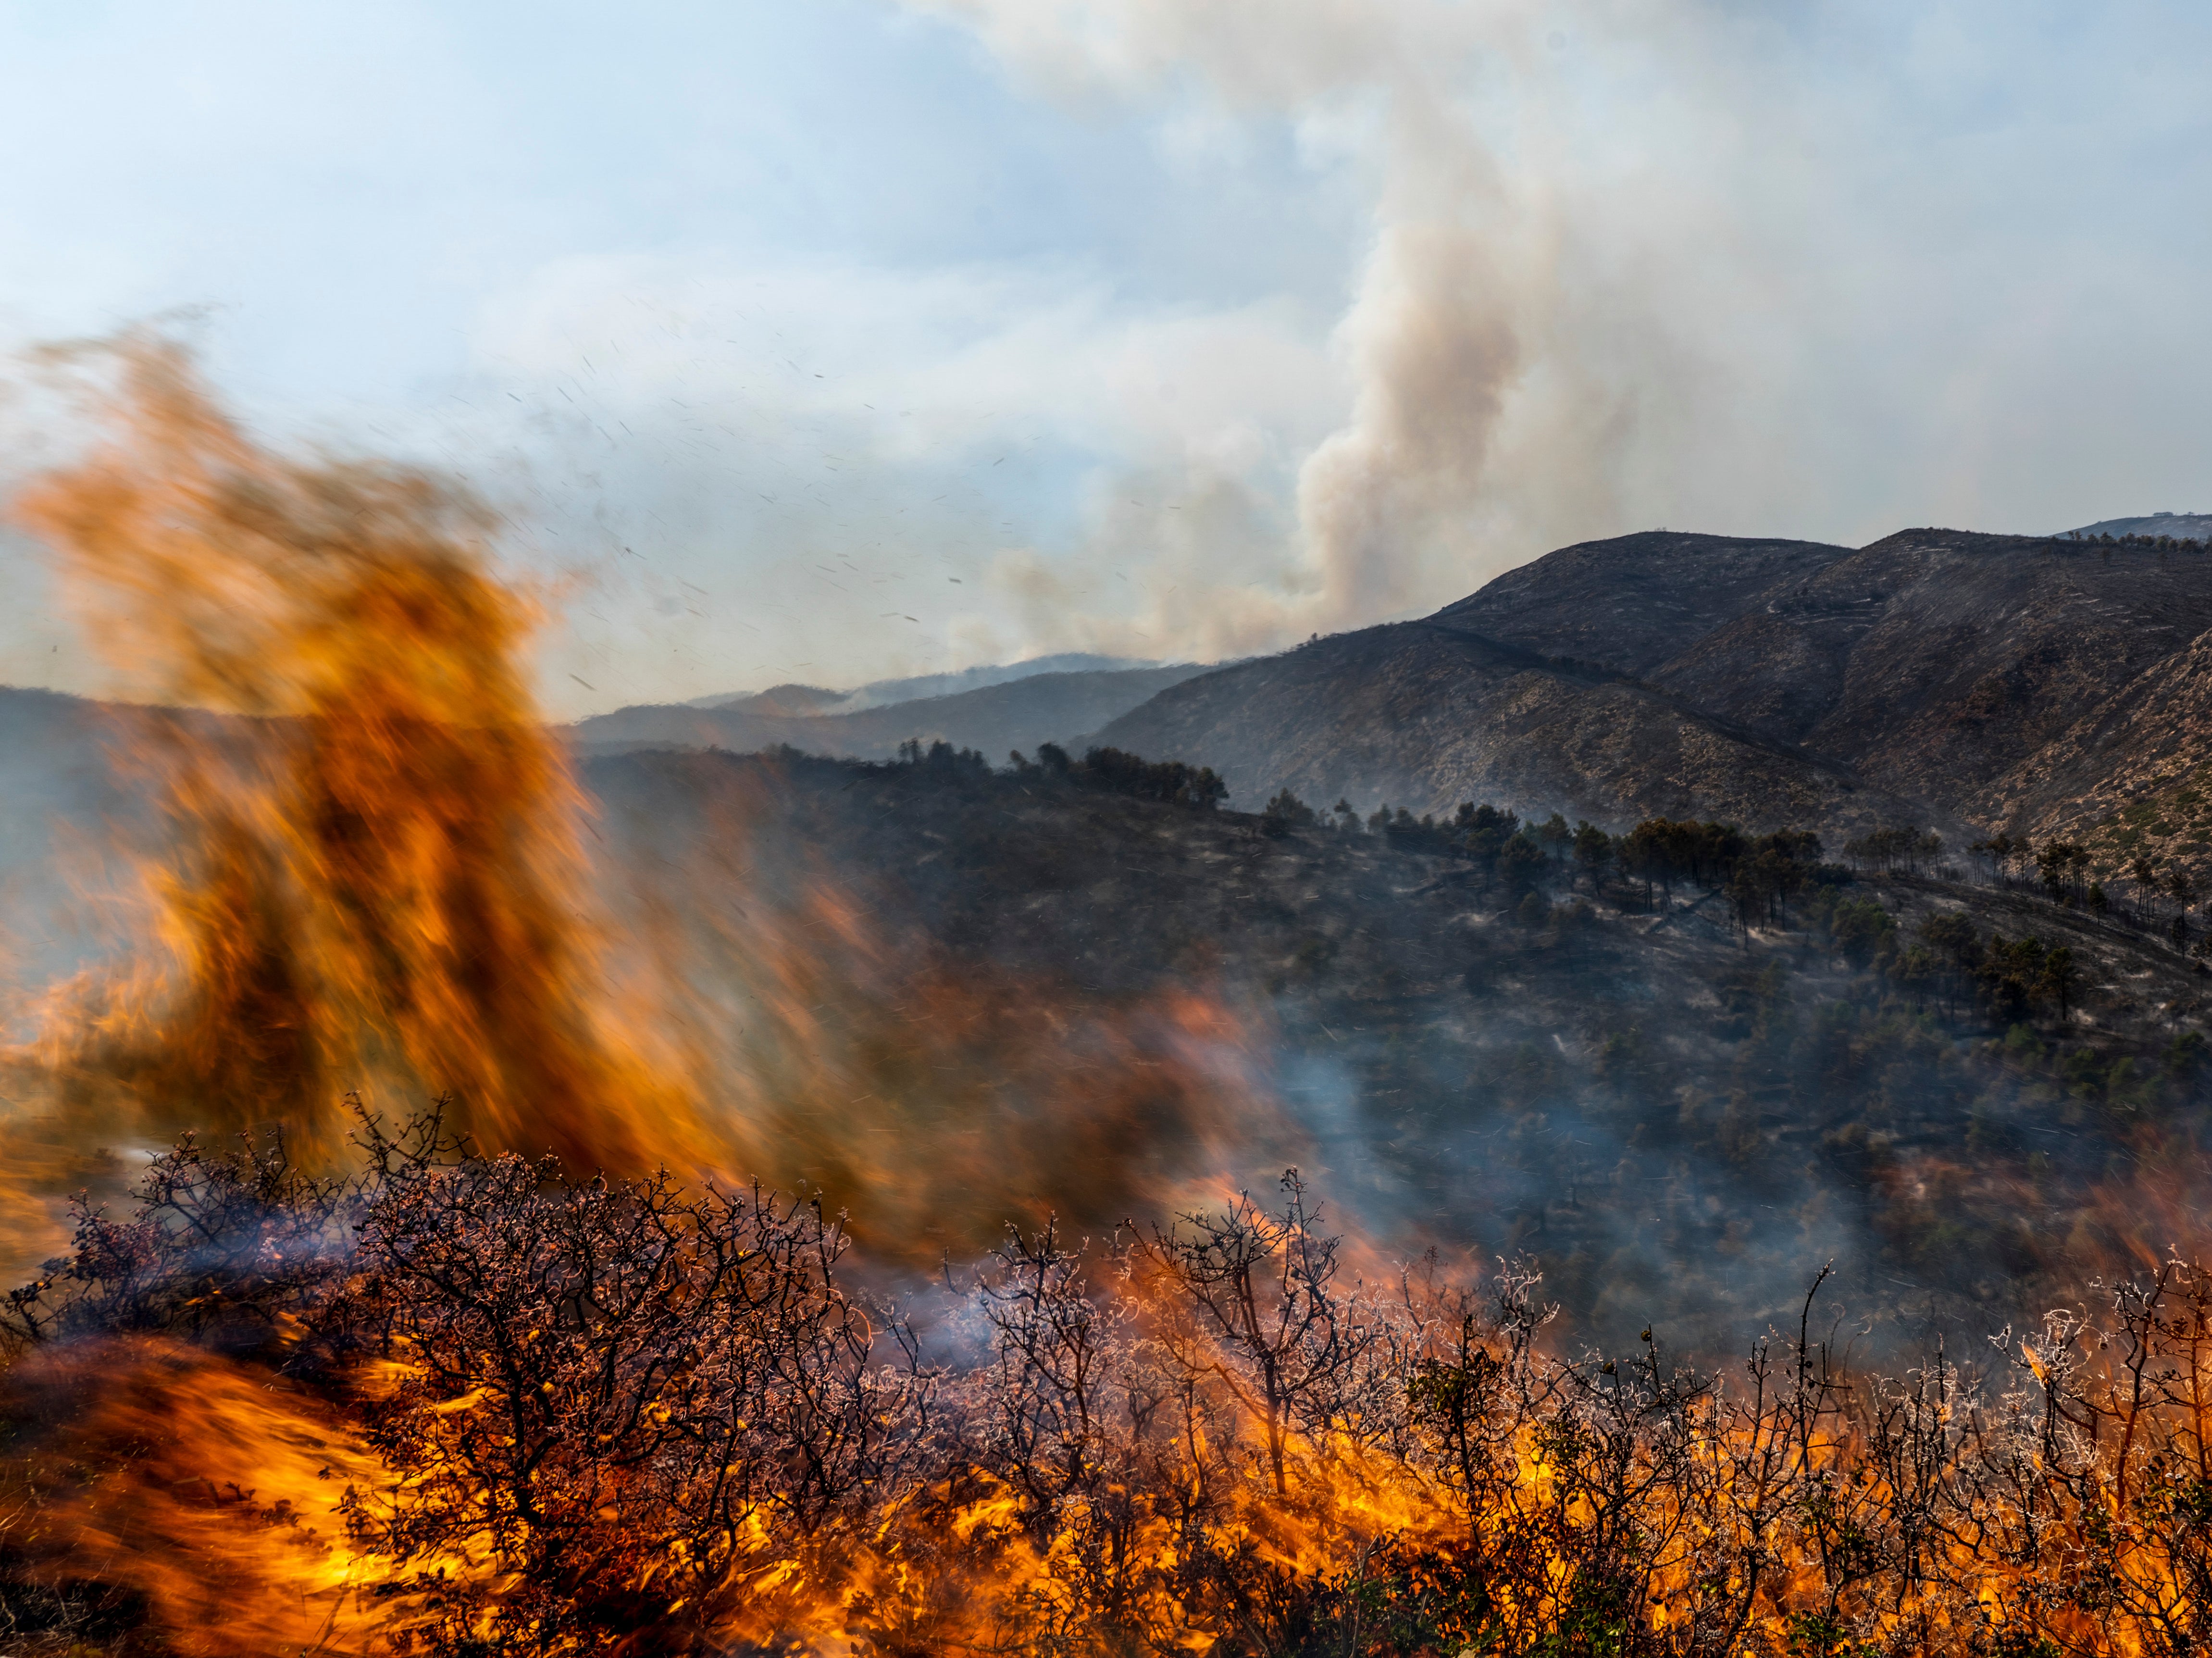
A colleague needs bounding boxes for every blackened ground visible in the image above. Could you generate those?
[589,747,2212,1359]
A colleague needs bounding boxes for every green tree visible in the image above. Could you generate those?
[1571,821,1614,893]
[1827,898,1896,968]
[1262,789,1317,832]
[1497,833,1550,896]
[1453,803,1519,884]
[2037,841,2089,900]
[1619,820,1675,907]
[2035,944,2080,1021]
[1917,911,1981,1020]
[1980,934,2049,1022]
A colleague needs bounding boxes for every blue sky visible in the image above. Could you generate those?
[2,0,2208,716]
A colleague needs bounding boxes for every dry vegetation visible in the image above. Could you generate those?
[4,1107,2211,1656]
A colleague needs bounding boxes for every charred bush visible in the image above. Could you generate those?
[9,1116,2212,1655]
[332,1127,940,1649]
[1,1112,379,1359]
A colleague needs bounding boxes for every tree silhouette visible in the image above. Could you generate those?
[1497,832,1549,896]
[2036,945,2080,1021]
[1572,821,1614,893]
[1262,789,1317,833]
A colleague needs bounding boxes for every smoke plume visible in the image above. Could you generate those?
[894,0,1650,662]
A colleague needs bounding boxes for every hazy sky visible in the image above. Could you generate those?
[2,1,2207,718]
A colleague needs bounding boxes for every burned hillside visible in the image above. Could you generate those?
[589,742,2212,1356]
[1094,529,2212,876]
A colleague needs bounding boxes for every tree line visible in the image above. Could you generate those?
[1974,831,2204,949]
[1261,791,1845,928]
[891,749,2194,978]
[879,737,1231,811]
[2064,528,2207,551]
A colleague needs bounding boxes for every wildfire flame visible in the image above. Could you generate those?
[8,337,684,1174]
[0,1338,399,1654]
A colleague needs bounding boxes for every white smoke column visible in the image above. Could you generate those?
[1298,92,1535,620]
[911,0,1553,630]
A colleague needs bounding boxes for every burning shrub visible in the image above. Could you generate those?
[1139,1173,1413,1497]
[940,1178,1464,1654]
[1,1118,362,1358]
[331,1127,940,1652]
[7,1119,2212,1655]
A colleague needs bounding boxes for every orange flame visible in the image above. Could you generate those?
[9,337,684,1172]
[0,1338,396,1655]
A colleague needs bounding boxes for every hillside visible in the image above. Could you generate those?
[1430,530,1850,672]
[587,745,2212,1354]
[571,661,1209,761]
[1094,621,1943,839]
[22,519,2212,909]
[1099,529,2212,876]
[1993,627,2212,866]
[2066,511,2212,541]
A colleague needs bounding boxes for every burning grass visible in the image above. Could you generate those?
[4,1109,2211,1655]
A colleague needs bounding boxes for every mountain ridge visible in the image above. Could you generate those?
[570,661,1214,763]
[682,651,1163,715]
[1095,526,2212,876]
[18,516,2212,892]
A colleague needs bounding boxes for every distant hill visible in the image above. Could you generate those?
[692,682,850,718]
[571,661,1215,765]
[2062,512,2212,542]
[28,517,2212,900]
[683,653,1161,715]
[0,687,222,986]
[1430,531,1848,673]
[0,686,131,872]
[0,663,1215,917]
[1091,615,1934,842]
